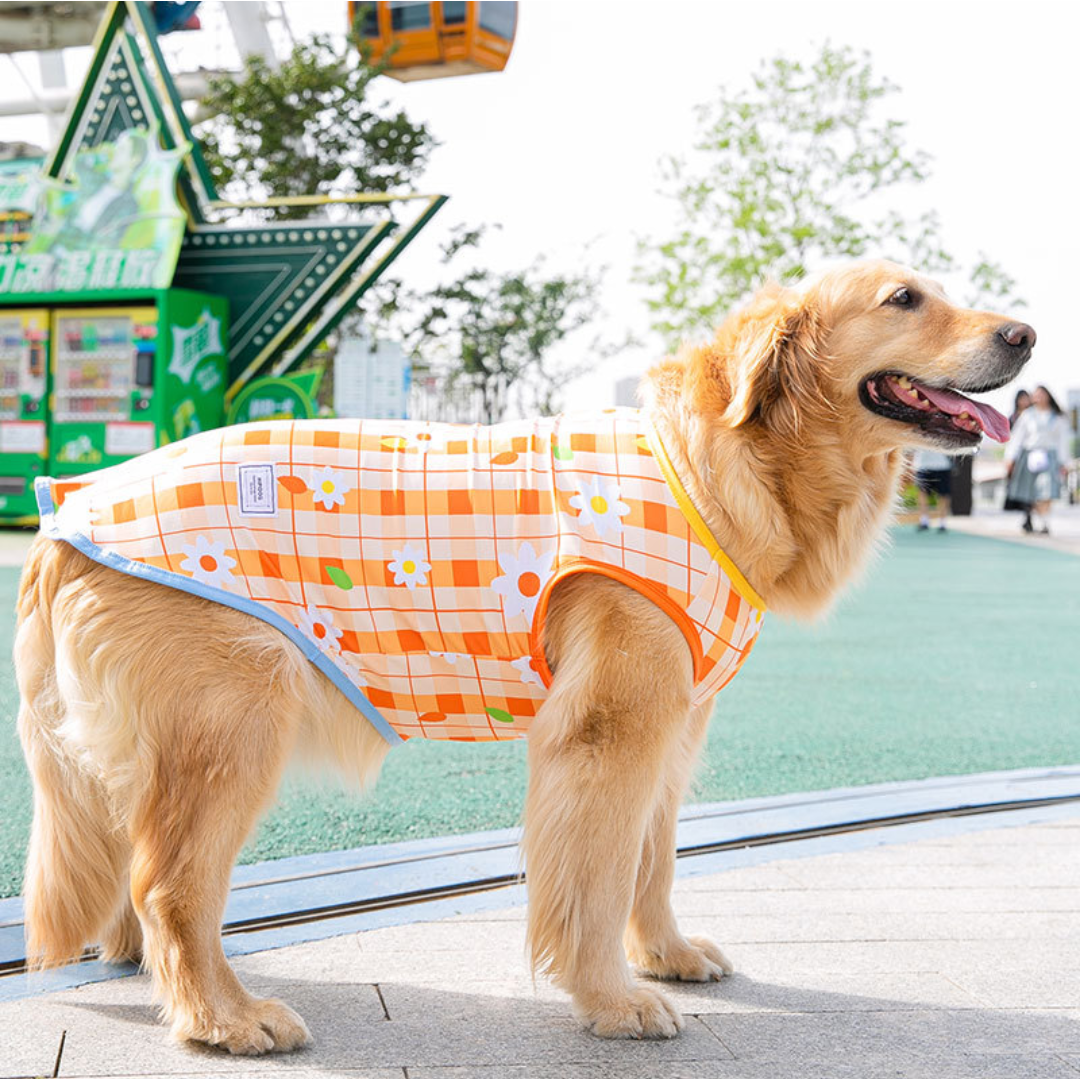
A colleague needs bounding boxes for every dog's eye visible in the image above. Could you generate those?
[886,287,917,308]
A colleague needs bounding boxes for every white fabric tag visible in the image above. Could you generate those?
[237,462,278,517]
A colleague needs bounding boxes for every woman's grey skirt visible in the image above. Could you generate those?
[1007,448,1062,504]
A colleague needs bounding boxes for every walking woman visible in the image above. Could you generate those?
[1005,385,1072,535]
[1003,389,1032,519]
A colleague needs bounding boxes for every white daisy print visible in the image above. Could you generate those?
[511,655,545,688]
[387,543,432,589]
[490,542,556,622]
[178,536,237,589]
[569,478,630,538]
[296,603,343,654]
[310,466,351,510]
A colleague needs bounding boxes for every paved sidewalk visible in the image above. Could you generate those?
[945,503,1080,557]
[5,811,1080,1078]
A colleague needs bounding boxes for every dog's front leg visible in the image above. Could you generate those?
[523,575,695,1038]
[624,700,734,982]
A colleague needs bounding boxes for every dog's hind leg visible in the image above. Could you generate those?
[16,606,134,969]
[127,732,311,1056]
[120,620,315,1054]
[524,574,696,1039]
[624,700,734,982]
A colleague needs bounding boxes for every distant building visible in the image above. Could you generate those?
[0,141,45,161]
[334,336,411,419]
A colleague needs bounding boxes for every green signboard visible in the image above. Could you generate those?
[0,0,446,403]
[0,160,41,222]
[0,125,186,296]
[226,371,322,426]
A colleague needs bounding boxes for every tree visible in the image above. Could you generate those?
[634,43,1022,348]
[197,37,608,423]
[369,228,606,424]
[197,33,435,211]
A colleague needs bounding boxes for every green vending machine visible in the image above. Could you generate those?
[48,290,227,476]
[0,309,48,521]
[0,0,446,524]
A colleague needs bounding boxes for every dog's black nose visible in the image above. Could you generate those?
[999,322,1036,351]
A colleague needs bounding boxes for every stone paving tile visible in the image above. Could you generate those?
[944,969,1080,1009]
[28,982,720,1076]
[701,1008,1080,1059]
[0,1009,64,1079]
[655,970,984,1014]
[365,969,984,1025]
[4,811,1080,1077]
[420,1054,1080,1078]
[301,1012,728,1073]
[408,1055,1080,1079]
[663,910,1080,944]
[57,1074,404,1080]
[714,937,1080,978]
[0,975,386,1077]
[377,978,570,1022]
[666,884,1080,915]
[232,931,364,980]
[35,964,384,1026]
[347,948,532,985]
[353,920,528,953]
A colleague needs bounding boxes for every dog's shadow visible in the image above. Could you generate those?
[58,964,1080,1067]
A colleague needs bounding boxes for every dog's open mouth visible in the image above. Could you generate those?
[859,372,1010,446]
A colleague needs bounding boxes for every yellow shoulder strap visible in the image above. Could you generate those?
[643,416,768,612]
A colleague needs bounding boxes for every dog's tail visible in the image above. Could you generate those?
[16,537,137,969]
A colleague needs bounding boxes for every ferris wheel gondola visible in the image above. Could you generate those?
[348,1,516,81]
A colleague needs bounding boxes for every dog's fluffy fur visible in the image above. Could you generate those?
[15,261,1032,1052]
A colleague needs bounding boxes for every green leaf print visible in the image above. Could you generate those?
[485,707,515,724]
[326,565,353,590]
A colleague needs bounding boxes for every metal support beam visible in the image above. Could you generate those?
[222,0,278,69]
[0,2,109,53]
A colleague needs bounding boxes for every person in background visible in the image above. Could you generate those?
[1003,389,1033,524]
[1005,385,1071,536]
[1010,389,1032,427]
[912,448,952,531]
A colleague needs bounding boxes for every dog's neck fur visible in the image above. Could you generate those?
[646,383,905,621]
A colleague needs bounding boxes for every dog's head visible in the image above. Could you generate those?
[682,259,1035,453]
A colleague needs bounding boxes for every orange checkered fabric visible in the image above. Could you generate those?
[35,409,765,745]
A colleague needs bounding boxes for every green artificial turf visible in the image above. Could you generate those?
[1,528,1077,898]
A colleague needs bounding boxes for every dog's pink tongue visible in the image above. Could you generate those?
[913,382,1011,443]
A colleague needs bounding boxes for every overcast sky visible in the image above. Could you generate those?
[3,1,1077,416]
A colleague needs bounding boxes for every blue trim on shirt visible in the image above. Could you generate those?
[33,478,403,747]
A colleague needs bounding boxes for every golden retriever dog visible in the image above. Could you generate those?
[14,260,1033,1053]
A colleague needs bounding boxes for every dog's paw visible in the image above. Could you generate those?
[581,984,684,1039]
[629,934,735,982]
[177,998,312,1055]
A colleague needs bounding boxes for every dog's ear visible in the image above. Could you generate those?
[712,284,829,433]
